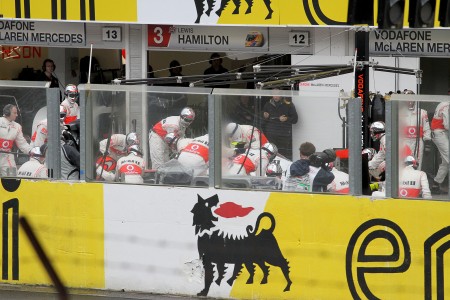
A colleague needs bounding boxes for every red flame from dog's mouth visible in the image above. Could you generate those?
[214,202,254,218]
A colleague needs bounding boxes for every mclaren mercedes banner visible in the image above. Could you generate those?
[0,20,85,45]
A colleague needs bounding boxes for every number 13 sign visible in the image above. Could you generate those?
[148,25,173,47]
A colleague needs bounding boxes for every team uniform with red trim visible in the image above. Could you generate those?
[227,149,270,176]
[234,125,269,149]
[31,119,48,147]
[116,153,145,184]
[17,158,47,178]
[95,155,116,182]
[60,99,79,125]
[177,134,209,176]
[398,165,431,199]
[400,107,431,170]
[327,167,350,194]
[149,116,187,169]
[99,134,128,162]
[369,134,386,179]
[431,102,449,185]
[0,117,32,176]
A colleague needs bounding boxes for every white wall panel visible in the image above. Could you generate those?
[104,185,269,297]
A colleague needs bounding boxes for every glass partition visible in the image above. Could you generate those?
[390,94,450,201]
[0,81,59,180]
[6,79,450,200]
[82,85,211,186]
[214,88,350,193]
[82,85,352,192]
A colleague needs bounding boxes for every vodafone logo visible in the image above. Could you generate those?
[190,144,199,150]
[126,165,135,171]
[408,127,416,135]
[2,141,10,148]
[399,189,408,197]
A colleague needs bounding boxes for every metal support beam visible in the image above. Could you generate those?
[354,30,371,149]
[349,97,362,196]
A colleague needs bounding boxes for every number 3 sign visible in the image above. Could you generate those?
[148,25,172,47]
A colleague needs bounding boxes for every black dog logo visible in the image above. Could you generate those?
[191,194,292,296]
[193,0,274,23]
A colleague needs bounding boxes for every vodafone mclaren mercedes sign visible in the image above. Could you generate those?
[148,25,268,51]
[0,20,85,46]
[370,29,450,56]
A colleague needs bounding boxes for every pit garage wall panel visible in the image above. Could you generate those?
[0,179,104,288]
[103,186,268,298]
[126,24,145,134]
[103,184,450,300]
[3,179,450,299]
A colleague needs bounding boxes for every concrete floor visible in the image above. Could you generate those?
[0,284,202,300]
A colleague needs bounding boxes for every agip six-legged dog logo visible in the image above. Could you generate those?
[193,0,274,23]
[191,194,292,296]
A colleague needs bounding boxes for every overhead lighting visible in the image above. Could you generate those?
[409,0,436,28]
[378,0,405,29]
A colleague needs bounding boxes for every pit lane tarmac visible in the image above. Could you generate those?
[0,284,202,300]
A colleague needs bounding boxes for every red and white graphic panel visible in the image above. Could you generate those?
[148,25,268,52]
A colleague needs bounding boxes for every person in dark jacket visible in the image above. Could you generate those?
[203,53,230,88]
[61,120,80,180]
[263,94,298,159]
[167,60,189,87]
[308,152,335,192]
[283,142,316,192]
[283,159,311,192]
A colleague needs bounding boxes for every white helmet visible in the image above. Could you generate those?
[362,148,377,161]
[164,132,179,150]
[128,144,142,156]
[266,160,283,177]
[225,122,242,142]
[404,155,418,169]
[180,107,195,127]
[30,145,46,163]
[30,146,43,158]
[369,121,385,141]
[64,84,79,104]
[59,106,67,122]
[261,142,278,162]
[126,132,139,146]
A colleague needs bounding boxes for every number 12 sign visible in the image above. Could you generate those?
[289,32,310,47]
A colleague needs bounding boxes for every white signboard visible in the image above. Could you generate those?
[104,185,269,297]
[102,27,121,42]
[148,25,268,51]
[0,20,85,46]
[288,31,309,47]
[370,29,450,56]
